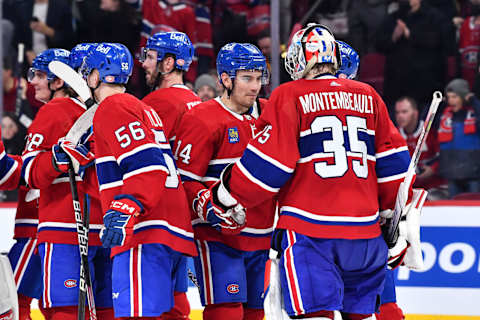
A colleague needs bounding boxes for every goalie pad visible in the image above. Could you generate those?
[0,253,18,320]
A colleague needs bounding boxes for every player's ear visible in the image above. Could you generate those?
[87,70,99,88]
[164,56,175,73]
[221,73,232,90]
[50,78,65,91]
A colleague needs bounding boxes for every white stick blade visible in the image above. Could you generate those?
[48,61,91,104]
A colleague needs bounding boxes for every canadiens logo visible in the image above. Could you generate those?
[227,283,240,294]
[228,127,239,143]
[64,279,77,288]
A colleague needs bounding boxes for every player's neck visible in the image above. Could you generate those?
[220,93,249,114]
[4,77,14,92]
[96,85,126,103]
[158,74,184,89]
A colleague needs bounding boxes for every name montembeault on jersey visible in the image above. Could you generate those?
[299,91,374,115]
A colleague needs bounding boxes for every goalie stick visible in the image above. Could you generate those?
[385,91,443,247]
[48,61,97,320]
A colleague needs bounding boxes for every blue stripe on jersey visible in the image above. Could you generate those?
[133,224,194,242]
[375,150,410,178]
[118,147,167,176]
[180,174,196,182]
[38,226,101,233]
[96,160,123,188]
[281,210,380,226]
[0,154,16,180]
[205,163,229,180]
[195,6,210,19]
[239,148,292,189]
[141,20,152,36]
[239,230,273,238]
[21,156,35,184]
[299,130,375,159]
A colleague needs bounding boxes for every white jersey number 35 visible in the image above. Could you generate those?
[311,115,368,179]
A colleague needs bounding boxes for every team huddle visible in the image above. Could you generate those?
[0,24,427,320]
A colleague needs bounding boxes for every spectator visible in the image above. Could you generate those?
[347,0,388,56]
[76,0,140,55]
[0,113,27,202]
[395,96,447,199]
[459,8,480,89]
[12,0,74,64]
[194,73,217,101]
[2,57,41,118]
[376,0,454,111]
[438,79,480,197]
[1,113,26,156]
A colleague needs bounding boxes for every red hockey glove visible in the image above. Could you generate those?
[52,138,95,174]
[193,164,246,234]
[100,195,144,248]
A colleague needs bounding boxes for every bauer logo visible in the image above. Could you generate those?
[227,284,240,294]
[228,127,239,143]
[395,226,480,288]
[64,279,77,288]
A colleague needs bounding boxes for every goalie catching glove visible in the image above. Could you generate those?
[100,195,144,248]
[193,163,246,234]
[382,188,428,270]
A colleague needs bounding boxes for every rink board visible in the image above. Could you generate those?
[1,201,480,318]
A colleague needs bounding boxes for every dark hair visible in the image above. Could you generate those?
[396,96,418,111]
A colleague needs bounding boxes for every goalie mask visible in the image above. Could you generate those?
[285,24,341,80]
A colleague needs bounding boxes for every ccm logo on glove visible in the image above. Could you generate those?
[110,200,139,215]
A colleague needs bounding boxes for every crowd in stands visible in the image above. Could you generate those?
[2,0,480,201]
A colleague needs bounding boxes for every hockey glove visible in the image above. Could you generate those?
[100,195,144,248]
[193,164,246,234]
[382,188,428,270]
[52,138,95,174]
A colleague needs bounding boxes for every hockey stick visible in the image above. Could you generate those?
[48,61,97,320]
[14,43,24,118]
[48,61,95,109]
[385,91,443,247]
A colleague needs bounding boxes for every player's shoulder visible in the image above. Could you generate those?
[34,97,84,121]
[96,93,144,120]
[181,99,220,127]
[339,78,378,95]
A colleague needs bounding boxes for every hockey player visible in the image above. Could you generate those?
[140,31,201,320]
[336,40,406,320]
[0,126,41,320]
[79,42,196,319]
[173,43,273,320]
[196,25,415,320]
[25,48,114,320]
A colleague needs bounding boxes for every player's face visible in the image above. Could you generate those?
[29,70,51,103]
[142,49,158,87]
[232,70,262,107]
[395,100,416,128]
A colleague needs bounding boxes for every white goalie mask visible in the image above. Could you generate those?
[284,24,341,80]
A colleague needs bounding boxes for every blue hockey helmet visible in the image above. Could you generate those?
[27,48,70,82]
[80,43,133,84]
[70,43,98,70]
[216,43,269,85]
[140,32,194,71]
[336,41,360,79]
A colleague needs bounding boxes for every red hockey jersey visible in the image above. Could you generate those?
[93,93,196,257]
[228,75,412,240]
[174,97,276,251]
[399,120,445,189]
[142,84,201,142]
[0,151,39,239]
[21,97,104,245]
[140,0,198,81]
[459,16,480,88]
